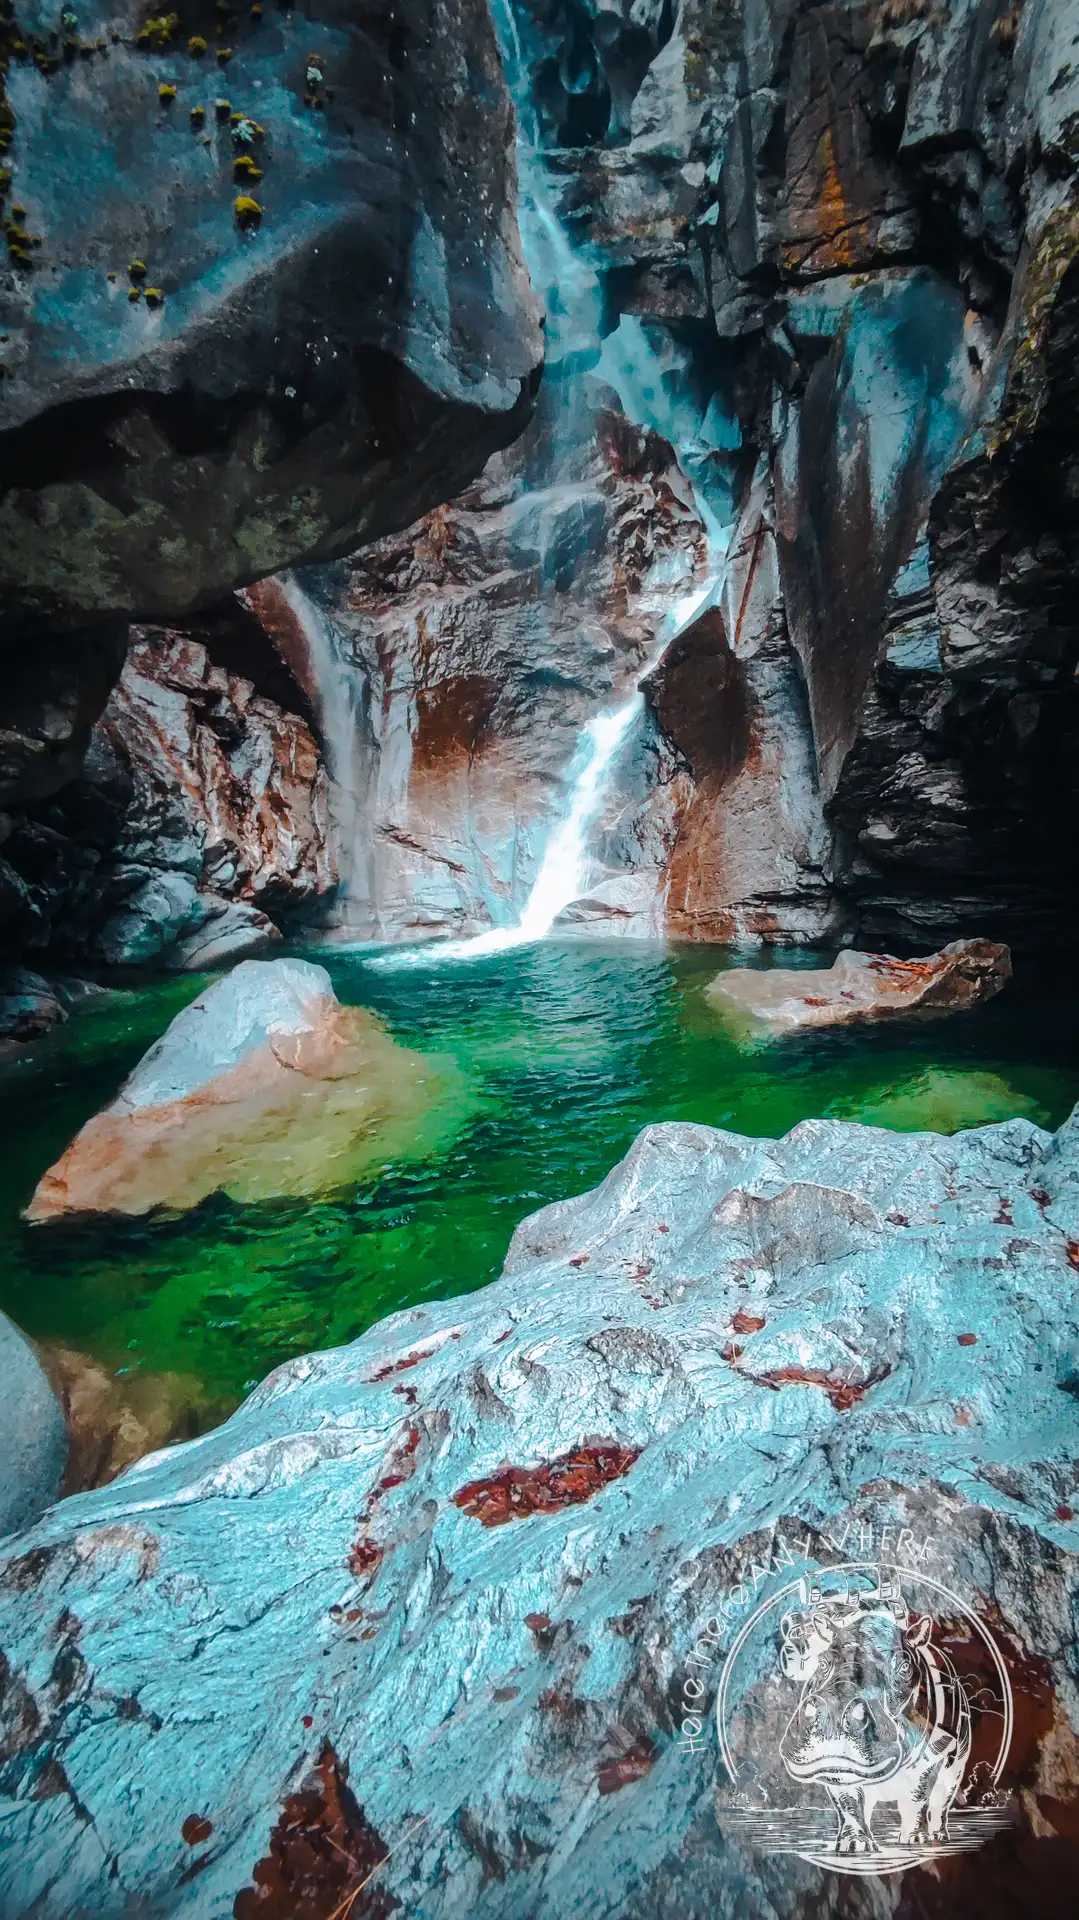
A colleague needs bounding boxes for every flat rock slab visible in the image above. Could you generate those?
[2,1107,1078,1914]
[707,938,1011,1031]
[25,956,459,1219]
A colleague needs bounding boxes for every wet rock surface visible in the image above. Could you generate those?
[25,956,453,1218]
[2,1108,1079,1913]
[326,0,1079,951]
[0,606,335,972]
[709,937,1012,1032]
[281,410,708,942]
[0,1308,65,1535]
[0,0,541,640]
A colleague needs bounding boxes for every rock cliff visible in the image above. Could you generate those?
[0,0,543,867]
[0,602,335,985]
[278,0,1079,951]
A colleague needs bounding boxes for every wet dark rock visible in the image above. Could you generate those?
[0,0,542,643]
[0,612,335,971]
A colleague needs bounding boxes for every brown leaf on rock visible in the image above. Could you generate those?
[233,1743,397,1919]
[453,1442,640,1527]
[597,1743,655,1795]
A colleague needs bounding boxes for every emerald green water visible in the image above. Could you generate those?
[1,940,1076,1428]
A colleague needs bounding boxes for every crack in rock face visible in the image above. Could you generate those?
[1,1107,1079,1914]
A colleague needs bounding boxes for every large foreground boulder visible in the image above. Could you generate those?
[25,957,454,1218]
[2,1109,1078,1913]
[0,1310,65,1536]
[708,939,1012,1032]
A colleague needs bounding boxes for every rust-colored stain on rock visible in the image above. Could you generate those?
[233,1742,396,1918]
[453,1442,640,1527]
[597,1742,655,1795]
[730,1310,766,1335]
[754,1365,868,1412]
[367,1349,435,1384]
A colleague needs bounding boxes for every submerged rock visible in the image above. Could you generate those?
[35,1345,223,1496]
[25,958,454,1220]
[708,939,1012,1032]
[2,1110,1078,1912]
[0,1310,65,1536]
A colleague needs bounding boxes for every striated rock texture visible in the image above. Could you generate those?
[26,957,452,1218]
[0,603,335,973]
[708,937,1012,1032]
[2,1109,1079,1911]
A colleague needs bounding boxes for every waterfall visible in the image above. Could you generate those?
[369,568,724,969]
[363,0,737,968]
[274,572,370,928]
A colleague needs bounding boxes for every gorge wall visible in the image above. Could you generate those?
[5,0,1079,985]
[0,0,542,1003]
[243,0,1079,955]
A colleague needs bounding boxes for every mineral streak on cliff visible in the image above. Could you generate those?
[269,0,1079,954]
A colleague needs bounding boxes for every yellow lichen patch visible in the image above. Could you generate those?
[233,153,262,183]
[188,35,207,56]
[158,82,177,102]
[128,286,141,302]
[234,192,262,229]
[128,259,147,281]
[1006,193,1079,440]
[136,13,180,51]
[144,287,164,307]
[190,104,205,127]
[217,46,232,64]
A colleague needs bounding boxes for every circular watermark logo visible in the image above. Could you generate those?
[680,1527,1015,1875]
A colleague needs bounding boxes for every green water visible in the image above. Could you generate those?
[1,940,1076,1426]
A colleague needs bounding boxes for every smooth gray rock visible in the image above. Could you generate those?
[2,1109,1078,1913]
[110,957,338,1110]
[0,1311,66,1538]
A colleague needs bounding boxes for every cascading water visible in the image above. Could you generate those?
[274,571,370,926]
[373,573,721,966]
[366,0,738,968]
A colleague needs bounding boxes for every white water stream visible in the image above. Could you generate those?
[370,567,725,968]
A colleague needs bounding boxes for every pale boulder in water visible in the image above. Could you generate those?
[708,939,1012,1032]
[25,959,450,1220]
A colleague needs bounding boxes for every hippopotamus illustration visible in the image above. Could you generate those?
[778,1574,971,1856]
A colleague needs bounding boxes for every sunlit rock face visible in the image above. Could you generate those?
[278,411,708,942]
[0,610,335,973]
[708,938,1012,1033]
[3,1109,1079,1913]
[320,0,1078,952]
[25,957,457,1218]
